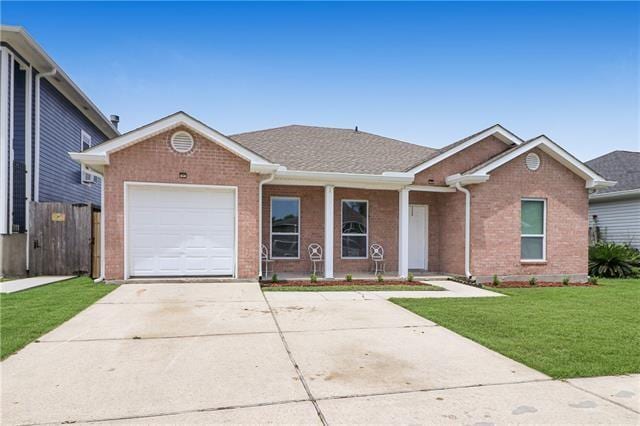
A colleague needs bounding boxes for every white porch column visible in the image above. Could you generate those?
[324,185,334,278]
[398,187,409,278]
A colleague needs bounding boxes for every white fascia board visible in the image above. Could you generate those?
[471,136,613,189]
[271,169,414,189]
[445,173,490,186]
[589,188,640,201]
[407,184,457,193]
[249,162,280,174]
[69,152,109,165]
[407,125,522,175]
[82,112,275,166]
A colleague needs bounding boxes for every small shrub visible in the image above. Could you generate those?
[588,276,599,285]
[345,274,353,282]
[562,276,570,286]
[271,273,278,283]
[407,272,414,282]
[529,276,537,286]
[588,242,640,278]
[310,273,318,283]
[492,274,501,287]
[377,273,384,283]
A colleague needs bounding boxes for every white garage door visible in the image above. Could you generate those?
[127,185,235,277]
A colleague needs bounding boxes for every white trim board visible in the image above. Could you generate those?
[445,136,616,190]
[71,112,278,174]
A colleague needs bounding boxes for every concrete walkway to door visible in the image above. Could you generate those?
[1,282,637,424]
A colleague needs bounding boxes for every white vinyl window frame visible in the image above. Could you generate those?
[80,130,94,185]
[270,196,301,260]
[341,199,369,259]
[520,198,547,262]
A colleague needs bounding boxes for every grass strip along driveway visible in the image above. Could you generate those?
[0,277,115,360]
[263,284,442,292]
[392,279,640,379]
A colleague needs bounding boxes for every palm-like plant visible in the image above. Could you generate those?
[588,242,640,278]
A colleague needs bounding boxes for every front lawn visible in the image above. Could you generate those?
[0,277,116,360]
[392,279,640,379]
[263,284,442,292]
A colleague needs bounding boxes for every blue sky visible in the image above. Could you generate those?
[3,1,638,160]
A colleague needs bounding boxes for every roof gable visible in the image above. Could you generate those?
[405,124,522,174]
[70,112,277,174]
[446,135,615,189]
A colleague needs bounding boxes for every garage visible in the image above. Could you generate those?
[126,184,236,278]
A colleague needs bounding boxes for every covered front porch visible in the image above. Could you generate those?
[260,181,467,280]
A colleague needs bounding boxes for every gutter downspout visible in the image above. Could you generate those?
[455,182,472,279]
[82,167,105,283]
[258,173,275,279]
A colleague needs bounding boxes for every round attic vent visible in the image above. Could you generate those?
[170,131,194,153]
[525,153,540,171]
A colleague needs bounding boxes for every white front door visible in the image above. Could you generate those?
[408,205,428,270]
[127,184,236,277]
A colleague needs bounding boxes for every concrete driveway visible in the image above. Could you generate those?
[2,282,638,425]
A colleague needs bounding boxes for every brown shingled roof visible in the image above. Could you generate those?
[230,125,439,174]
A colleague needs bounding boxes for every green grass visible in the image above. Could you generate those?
[392,279,640,379]
[263,284,442,292]
[0,277,116,360]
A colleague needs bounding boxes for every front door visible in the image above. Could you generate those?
[408,205,428,270]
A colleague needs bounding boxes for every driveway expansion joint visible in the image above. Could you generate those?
[564,380,640,415]
[262,291,329,425]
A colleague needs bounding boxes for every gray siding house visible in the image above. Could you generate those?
[586,150,640,249]
[0,26,119,276]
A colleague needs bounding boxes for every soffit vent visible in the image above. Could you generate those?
[171,131,194,153]
[525,152,540,171]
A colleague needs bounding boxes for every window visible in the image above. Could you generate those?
[521,199,546,260]
[271,197,300,258]
[80,130,96,184]
[342,200,368,258]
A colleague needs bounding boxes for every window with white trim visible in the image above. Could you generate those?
[80,130,96,184]
[271,197,300,258]
[521,199,546,260]
[342,200,368,258]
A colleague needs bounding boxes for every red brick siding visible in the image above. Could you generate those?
[470,148,589,277]
[261,186,400,274]
[261,186,324,273]
[414,136,511,185]
[334,188,399,274]
[104,126,261,280]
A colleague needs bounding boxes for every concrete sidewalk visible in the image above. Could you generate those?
[0,275,74,293]
[1,282,637,424]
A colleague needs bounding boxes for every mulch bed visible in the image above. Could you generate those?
[261,280,420,288]
[484,281,594,288]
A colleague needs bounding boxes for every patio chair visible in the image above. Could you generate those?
[308,243,323,274]
[370,243,385,275]
[262,244,274,277]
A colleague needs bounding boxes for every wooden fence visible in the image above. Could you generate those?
[29,202,98,276]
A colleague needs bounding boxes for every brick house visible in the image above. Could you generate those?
[70,112,614,283]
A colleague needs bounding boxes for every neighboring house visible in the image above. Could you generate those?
[586,150,640,249]
[71,112,614,283]
[0,26,119,276]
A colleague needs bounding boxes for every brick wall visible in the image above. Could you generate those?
[470,148,589,278]
[104,126,261,280]
[414,136,511,185]
[261,186,400,274]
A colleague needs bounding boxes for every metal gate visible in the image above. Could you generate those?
[28,202,94,276]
